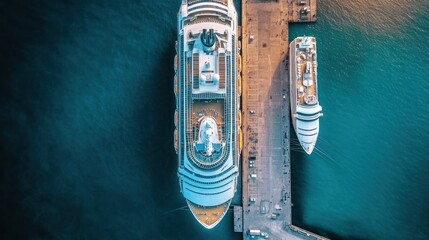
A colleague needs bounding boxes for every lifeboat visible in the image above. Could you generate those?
[238,74,242,96]
[237,54,242,73]
[238,110,242,127]
[174,54,178,72]
[174,74,178,95]
[174,128,178,153]
[238,128,243,153]
[174,109,178,127]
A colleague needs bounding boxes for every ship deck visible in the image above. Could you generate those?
[192,99,225,126]
[188,201,230,228]
[295,37,317,106]
[296,55,317,106]
[192,99,225,141]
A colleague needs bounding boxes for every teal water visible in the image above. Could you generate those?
[0,0,241,239]
[290,0,429,239]
[0,0,428,239]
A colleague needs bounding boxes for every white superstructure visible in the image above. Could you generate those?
[174,0,240,229]
[290,37,323,154]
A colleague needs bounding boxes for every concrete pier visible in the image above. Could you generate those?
[234,206,244,232]
[238,0,328,239]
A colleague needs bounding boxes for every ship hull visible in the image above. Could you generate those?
[175,0,240,229]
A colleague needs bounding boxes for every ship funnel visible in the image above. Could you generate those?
[201,29,216,52]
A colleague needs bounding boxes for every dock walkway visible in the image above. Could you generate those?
[238,0,327,239]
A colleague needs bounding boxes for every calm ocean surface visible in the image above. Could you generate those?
[0,0,428,239]
[290,0,429,239]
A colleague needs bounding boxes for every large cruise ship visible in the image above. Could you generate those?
[174,0,241,229]
[290,37,323,155]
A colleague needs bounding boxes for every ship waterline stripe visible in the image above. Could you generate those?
[183,178,234,190]
[298,132,318,137]
[183,180,233,195]
[188,5,229,13]
[187,9,229,18]
[296,111,322,117]
[296,118,320,122]
[180,171,237,187]
[296,114,322,121]
[298,127,318,131]
[185,187,232,196]
[180,165,237,181]
[187,0,228,6]
[188,1,229,8]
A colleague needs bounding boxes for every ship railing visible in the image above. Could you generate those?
[219,53,226,89]
[230,36,238,164]
[184,15,231,27]
[186,138,229,169]
[181,37,238,170]
[188,0,228,6]
[186,88,230,169]
[179,35,186,166]
[295,113,322,121]
[192,53,199,90]
[192,92,226,99]
[186,115,230,169]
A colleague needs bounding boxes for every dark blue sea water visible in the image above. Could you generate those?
[0,0,428,239]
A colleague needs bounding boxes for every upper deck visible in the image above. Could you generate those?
[177,0,238,171]
[293,37,318,106]
[183,29,234,169]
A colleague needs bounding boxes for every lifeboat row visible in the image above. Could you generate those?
[174,54,178,73]
[237,110,242,153]
[238,74,242,96]
[237,54,242,73]
[175,109,178,127]
[237,47,243,153]
[238,128,243,153]
[174,74,178,96]
[237,53,242,96]
[238,110,242,128]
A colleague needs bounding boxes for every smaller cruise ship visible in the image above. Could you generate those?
[289,36,323,154]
